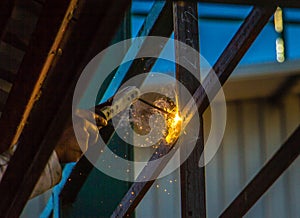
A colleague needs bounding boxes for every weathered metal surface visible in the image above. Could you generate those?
[173,1,206,218]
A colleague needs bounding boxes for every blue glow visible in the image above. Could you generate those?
[131,1,300,66]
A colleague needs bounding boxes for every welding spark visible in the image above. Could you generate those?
[165,108,182,144]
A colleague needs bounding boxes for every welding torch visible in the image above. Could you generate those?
[94,86,175,127]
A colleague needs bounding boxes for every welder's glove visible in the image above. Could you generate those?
[55,109,107,163]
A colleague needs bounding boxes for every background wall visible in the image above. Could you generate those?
[205,94,300,218]
[136,90,300,218]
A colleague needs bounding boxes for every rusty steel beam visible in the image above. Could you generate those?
[0,0,131,217]
[111,5,276,217]
[173,1,206,218]
[59,0,174,205]
[220,125,300,218]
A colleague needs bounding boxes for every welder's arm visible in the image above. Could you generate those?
[55,109,107,163]
[0,109,107,198]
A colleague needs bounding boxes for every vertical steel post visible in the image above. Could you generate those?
[173,1,206,217]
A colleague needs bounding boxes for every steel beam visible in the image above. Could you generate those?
[194,5,276,115]
[0,0,130,217]
[121,0,173,85]
[0,0,70,154]
[173,1,206,218]
[111,5,276,218]
[220,125,300,218]
[59,0,174,205]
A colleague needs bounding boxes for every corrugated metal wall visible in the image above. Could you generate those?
[205,94,300,218]
[136,93,300,218]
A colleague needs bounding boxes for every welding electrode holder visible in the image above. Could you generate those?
[93,86,177,131]
[93,86,141,128]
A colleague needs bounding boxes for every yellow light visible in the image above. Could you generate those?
[165,108,182,144]
[274,7,283,33]
[174,113,182,123]
[276,37,285,63]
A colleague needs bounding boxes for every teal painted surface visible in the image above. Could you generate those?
[60,10,133,218]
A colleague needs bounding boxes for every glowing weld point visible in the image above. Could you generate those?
[174,113,182,123]
[165,110,182,144]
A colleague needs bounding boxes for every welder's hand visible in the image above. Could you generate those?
[55,109,107,163]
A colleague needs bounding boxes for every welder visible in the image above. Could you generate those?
[0,109,107,198]
[0,86,178,198]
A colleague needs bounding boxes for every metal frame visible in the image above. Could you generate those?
[49,1,299,217]
[111,4,277,217]
[0,0,299,217]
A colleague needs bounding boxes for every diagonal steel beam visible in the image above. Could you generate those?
[0,0,70,154]
[220,125,300,218]
[195,5,276,115]
[59,0,174,205]
[0,0,131,217]
[120,0,173,85]
[111,5,276,217]
[0,0,73,216]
